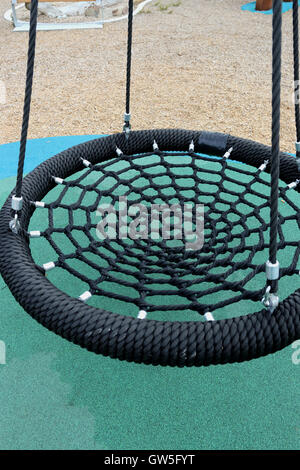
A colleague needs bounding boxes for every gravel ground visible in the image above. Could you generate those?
[0,0,298,153]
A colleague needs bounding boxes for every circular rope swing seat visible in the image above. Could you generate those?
[0,0,300,366]
[1,129,300,366]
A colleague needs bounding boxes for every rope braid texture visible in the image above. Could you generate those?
[123,0,133,134]
[0,129,300,366]
[269,0,282,296]
[15,0,38,199]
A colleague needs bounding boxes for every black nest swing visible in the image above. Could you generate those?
[0,0,300,366]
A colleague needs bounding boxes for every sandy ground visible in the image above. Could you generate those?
[0,0,298,153]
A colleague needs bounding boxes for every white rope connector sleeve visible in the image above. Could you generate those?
[153,140,159,151]
[79,291,92,302]
[116,147,123,157]
[29,231,41,238]
[11,195,23,211]
[265,260,280,281]
[223,147,233,159]
[52,176,64,185]
[258,160,269,172]
[124,112,131,123]
[295,141,300,152]
[137,310,147,320]
[43,261,56,272]
[287,179,300,190]
[189,140,195,152]
[204,312,215,322]
[33,201,45,208]
[81,158,91,168]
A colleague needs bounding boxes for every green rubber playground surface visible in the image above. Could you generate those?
[0,137,300,450]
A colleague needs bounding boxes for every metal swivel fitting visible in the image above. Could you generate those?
[9,214,20,234]
[123,112,131,138]
[262,286,279,313]
[262,260,280,313]
[9,195,23,234]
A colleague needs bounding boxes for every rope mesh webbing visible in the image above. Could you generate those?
[28,149,300,318]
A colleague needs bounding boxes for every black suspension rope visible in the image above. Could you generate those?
[293,0,300,157]
[123,0,134,136]
[269,0,282,294]
[15,0,39,199]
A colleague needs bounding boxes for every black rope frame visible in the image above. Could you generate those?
[0,129,300,366]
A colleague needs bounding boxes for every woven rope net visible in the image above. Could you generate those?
[28,146,300,322]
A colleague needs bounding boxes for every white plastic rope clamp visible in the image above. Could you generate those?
[28,231,41,238]
[32,201,45,208]
[153,140,159,152]
[189,140,195,152]
[79,291,92,302]
[204,312,215,322]
[81,157,91,168]
[265,260,280,281]
[287,179,300,190]
[295,141,300,153]
[43,261,56,272]
[223,147,233,159]
[258,160,269,172]
[52,176,64,185]
[137,310,147,320]
[262,286,279,313]
[11,195,23,212]
[116,146,123,157]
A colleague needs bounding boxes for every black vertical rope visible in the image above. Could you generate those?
[15,0,39,199]
[269,0,282,293]
[293,0,300,157]
[123,0,134,133]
